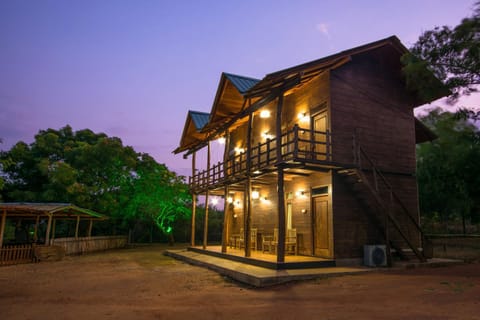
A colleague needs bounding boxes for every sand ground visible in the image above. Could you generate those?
[0,244,479,320]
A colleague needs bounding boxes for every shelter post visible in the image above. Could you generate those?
[75,215,80,239]
[191,152,196,247]
[33,215,40,242]
[0,209,6,248]
[88,219,93,237]
[45,214,53,245]
[50,219,56,245]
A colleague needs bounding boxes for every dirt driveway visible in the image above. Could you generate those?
[1,244,479,320]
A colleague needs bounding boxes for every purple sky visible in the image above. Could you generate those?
[1,0,478,177]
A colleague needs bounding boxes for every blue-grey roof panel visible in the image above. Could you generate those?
[189,111,210,131]
[224,73,260,94]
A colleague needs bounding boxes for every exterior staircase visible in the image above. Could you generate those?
[337,143,429,266]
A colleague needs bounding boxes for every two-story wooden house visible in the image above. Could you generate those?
[174,36,447,267]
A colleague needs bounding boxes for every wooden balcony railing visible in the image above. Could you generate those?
[190,124,332,191]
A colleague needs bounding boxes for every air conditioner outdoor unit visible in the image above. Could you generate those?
[364,245,387,267]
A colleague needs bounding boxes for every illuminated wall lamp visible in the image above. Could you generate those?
[227,196,233,204]
[251,190,260,200]
[234,147,245,155]
[298,112,309,122]
[260,110,271,118]
[211,197,219,206]
[261,132,275,140]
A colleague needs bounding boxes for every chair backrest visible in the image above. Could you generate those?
[251,228,257,241]
[286,228,297,243]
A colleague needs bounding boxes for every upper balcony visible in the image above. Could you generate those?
[189,124,339,192]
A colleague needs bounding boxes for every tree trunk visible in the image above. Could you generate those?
[168,233,175,246]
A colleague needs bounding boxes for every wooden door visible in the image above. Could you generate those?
[312,195,330,256]
[312,112,327,160]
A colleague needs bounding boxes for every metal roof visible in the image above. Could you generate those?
[0,203,107,219]
[224,73,260,94]
[189,111,210,131]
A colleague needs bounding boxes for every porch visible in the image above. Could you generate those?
[188,245,335,270]
[165,247,371,287]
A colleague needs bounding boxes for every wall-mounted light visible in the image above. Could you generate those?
[234,199,241,207]
[227,196,233,204]
[261,196,268,202]
[251,190,260,200]
[234,147,245,155]
[298,112,309,122]
[261,131,275,140]
[211,197,219,206]
[301,209,307,214]
[260,110,271,118]
[296,190,308,197]
[217,137,226,144]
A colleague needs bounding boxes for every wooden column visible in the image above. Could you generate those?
[221,130,230,253]
[221,185,229,253]
[33,215,40,242]
[203,141,211,249]
[0,209,7,248]
[275,94,286,263]
[75,215,80,239]
[50,219,56,245]
[88,219,93,237]
[191,152,196,247]
[45,214,53,246]
[244,111,253,257]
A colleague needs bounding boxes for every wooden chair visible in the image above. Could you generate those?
[285,228,297,255]
[262,228,278,253]
[239,228,257,251]
[229,228,242,248]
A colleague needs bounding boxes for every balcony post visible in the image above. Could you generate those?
[244,111,253,257]
[221,130,230,253]
[191,152,196,247]
[293,124,299,159]
[203,141,211,249]
[275,94,286,263]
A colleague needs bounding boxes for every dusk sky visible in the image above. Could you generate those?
[1,0,478,177]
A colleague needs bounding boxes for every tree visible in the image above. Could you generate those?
[417,108,480,233]
[402,1,480,103]
[0,126,190,241]
[121,153,191,244]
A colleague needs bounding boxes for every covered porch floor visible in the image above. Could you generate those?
[188,245,335,269]
[165,247,373,287]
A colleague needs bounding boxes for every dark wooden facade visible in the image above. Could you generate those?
[174,36,447,265]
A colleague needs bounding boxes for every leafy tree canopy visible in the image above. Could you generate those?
[402,1,480,103]
[0,126,190,240]
[417,108,480,230]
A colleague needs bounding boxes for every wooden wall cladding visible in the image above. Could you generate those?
[330,50,417,174]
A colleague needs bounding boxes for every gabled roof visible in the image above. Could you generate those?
[0,203,107,220]
[190,111,210,131]
[174,36,449,155]
[174,110,210,154]
[200,72,260,133]
[223,73,260,94]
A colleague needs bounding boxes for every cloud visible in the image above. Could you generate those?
[316,23,331,38]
